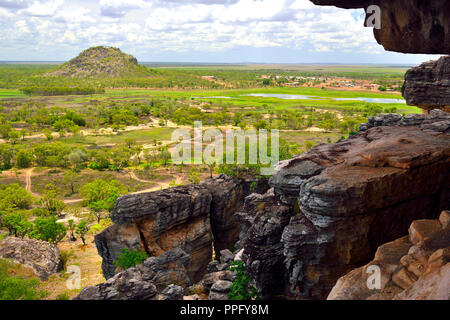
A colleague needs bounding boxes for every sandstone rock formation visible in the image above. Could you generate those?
[402,57,450,113]
[359,109,450,132]
[241,111,449,299]
[95,175,266,283]
[310,0,450,54]
[328,211,450,300]
[0,237,63,281]
[74,249,190,300]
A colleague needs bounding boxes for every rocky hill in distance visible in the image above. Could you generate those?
[46,46,149,78]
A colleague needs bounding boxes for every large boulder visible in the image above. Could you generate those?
[328,211,450,300]
[74,249,190,300]
[310,0,450,54]
[0,237,63,281]
[402,57,450,113]
[242,115,449,299]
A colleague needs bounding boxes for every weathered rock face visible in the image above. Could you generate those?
[359,109,450,132]
[241,113,450,299]
[0,237,62,281]
[96,184,213,283]
[402,57,450,113]
[328,211,450,300]
[74,249,190,300]
[201,177,245,254]
[95,175,264,283]
[310,0,450,54]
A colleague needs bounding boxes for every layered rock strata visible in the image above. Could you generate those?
[95,175,267,283]
[241,112,449,299]
[328,211,450,300]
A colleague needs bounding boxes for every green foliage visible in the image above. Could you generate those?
[113,248,148,271]
[15,149,33,168]
[0,184,33,212]
[21,86,105,96]
[38,184,65,216]
[228,261,258,300]
[80,179,127,222]
[188,167,200,185]
[30,216,66,244]
[0,259,47,300]
[0,144,13,170]
[1,212,33,238]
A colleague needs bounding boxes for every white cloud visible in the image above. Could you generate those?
[0,0,439,63]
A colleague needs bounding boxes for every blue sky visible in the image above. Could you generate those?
[0,0,440,64]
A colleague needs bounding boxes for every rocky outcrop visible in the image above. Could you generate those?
[96,184,213,283]
[328,211,450,300]
[95,175,266,283]
[402,57,450,113]
[0,237,62,281]
[309,1,450,54]
[74,249,190,300]
[241,114,449,299]
[359,109,450,133]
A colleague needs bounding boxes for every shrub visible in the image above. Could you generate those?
[114,248,148,271]
[0,259,47,300]
[30,216,66,244]
[228,261,258,300]
[1,212,33,238]
[0,184,34,212]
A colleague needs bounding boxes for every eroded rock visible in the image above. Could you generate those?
[0,237,62,281]
[310,0,450,54]
[96,176,263,283]
[402,57,450,113]
[74,249,190,300]
[327,212,450,300]
[242,122,449,299]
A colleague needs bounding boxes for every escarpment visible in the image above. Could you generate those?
[95,175,268,283]
[241,111,449,299]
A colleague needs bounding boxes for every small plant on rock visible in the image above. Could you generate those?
[114,248,148,271]
[227,261,258,300]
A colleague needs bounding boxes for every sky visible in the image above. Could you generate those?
[0,0,441,64]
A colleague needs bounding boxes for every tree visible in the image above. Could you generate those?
[62,170,79,195]
[20,129,27,141]
[75,220,89,245]
[1,212,33,238]
[15,149,33,169]
[68,149,87,171]
[0,184,34,212]
[67,219,76,241]
[38,184,65,216]
[205,160,216,178]
[80,179,127,223]
[30,216,66,244]
[0,123,12,139]
[43,129,53,141]
[0,144,13,170]
[159,148,171,166]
